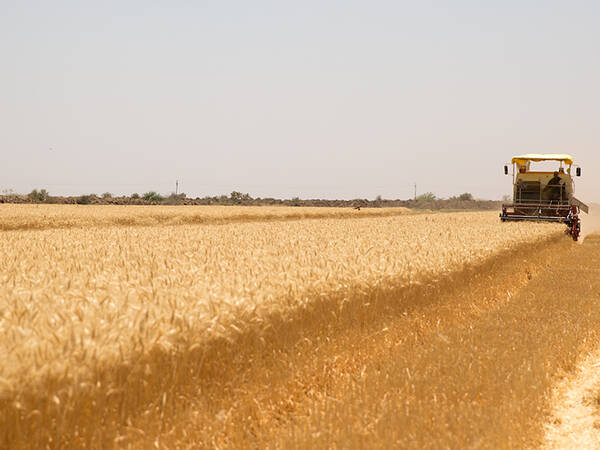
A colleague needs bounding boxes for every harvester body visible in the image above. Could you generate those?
[500,154,588,241]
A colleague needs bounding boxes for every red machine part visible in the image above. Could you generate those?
[568,205,580,241]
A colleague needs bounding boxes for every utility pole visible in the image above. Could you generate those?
[414,183,417,200]
[175,180,179,195]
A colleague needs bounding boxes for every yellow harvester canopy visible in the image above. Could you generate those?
[512,154,574,165]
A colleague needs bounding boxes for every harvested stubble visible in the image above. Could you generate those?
[0,210,562,447]
[0,204,413,231]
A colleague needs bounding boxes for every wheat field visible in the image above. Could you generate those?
[0,206,565,448]
[0,204,413,231]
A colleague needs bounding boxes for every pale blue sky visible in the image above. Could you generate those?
[1,1,599,200]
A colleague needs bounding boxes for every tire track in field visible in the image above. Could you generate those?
[543,351,600,449]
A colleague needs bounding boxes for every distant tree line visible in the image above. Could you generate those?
[0,189,500,210]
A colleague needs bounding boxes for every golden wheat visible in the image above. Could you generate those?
[0,204,413,231]
[0,211,559,392]
[0,207,564,447]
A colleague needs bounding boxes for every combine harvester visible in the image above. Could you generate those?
[500,154,588,241]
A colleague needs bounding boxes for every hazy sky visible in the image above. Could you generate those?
[1,1,599,201]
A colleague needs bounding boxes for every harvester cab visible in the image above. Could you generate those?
[500,154,588,241]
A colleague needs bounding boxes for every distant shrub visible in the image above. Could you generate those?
[77,195,93,205]
[101,192,113,199]
[131,193,140,199]
[142,191,164,202]
[164,193,187,205]
[416,192,437,202]
[28,189,49,203]
[230,191,252,204]
[448,193,474,201]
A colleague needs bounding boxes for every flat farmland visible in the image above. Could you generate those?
[3,205,597,448]
[0,204,413,231]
